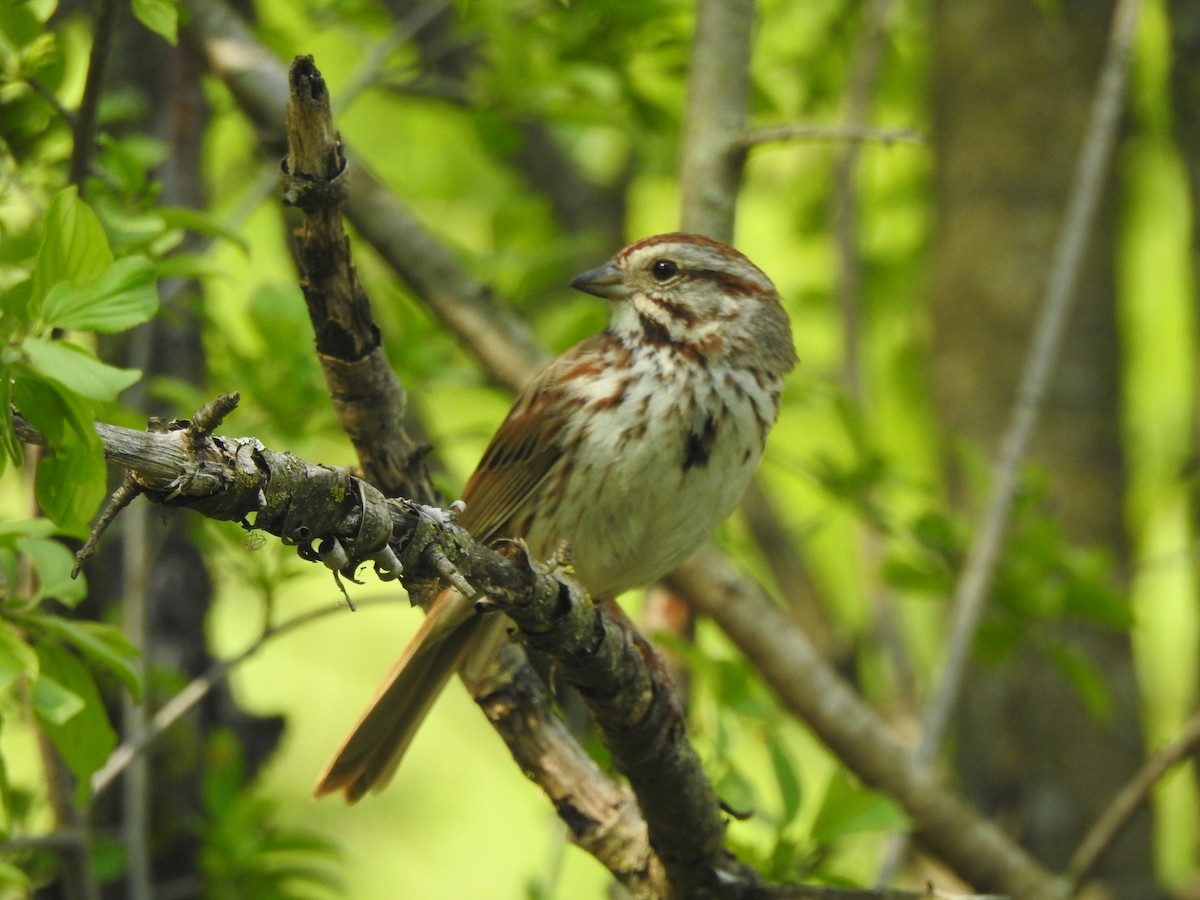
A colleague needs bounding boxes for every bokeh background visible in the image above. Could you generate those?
[2,0,1198,897]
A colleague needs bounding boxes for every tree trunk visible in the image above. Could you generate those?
[929,2,1153,895]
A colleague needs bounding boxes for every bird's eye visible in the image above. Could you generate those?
[651,259,678,282]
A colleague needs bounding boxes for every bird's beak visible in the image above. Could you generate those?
[570,261,630,300]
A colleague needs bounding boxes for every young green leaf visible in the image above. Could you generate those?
[0,859,32,889]
[0,372,20,471]
[30,188,113,312]
[12,373,106,533]
[0,623,39,691]
[16,536,87,607]
[34,641,117,804]
[765,731,802,828]
[31,671,85,726]
[34,616,142,700]
[21,338,141,402]
[130,0,179,45]
[158,206,251,254]
[810,770,909,846]
[41,256,158,332]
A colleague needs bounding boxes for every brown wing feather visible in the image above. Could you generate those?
[456,340,598,542]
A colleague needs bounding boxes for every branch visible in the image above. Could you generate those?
[668,552,1066,900]
[18,412,710,895]
[281,55,435,504]
[1068,708,1200,889]
[268,55,663,894]
[908,0,1143,778]
[89,598,397,799]
[679,0,754,239]
[173,5,1049,894]
[23,409,985,899]
[180,0,546,394]
[740,124,923,149]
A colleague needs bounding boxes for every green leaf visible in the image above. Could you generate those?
[0,623,38,691]
[31,671,84,725]
[34,640,117,804]
[0,859,32,889]
[1046,643,1113,723]
[30,188,113,313]
[130,0,179,44]
[765,732,802,828]
[158,206,250,254]
[0,518,58,540]
[714,765,756,820]
[35,617,142,700]
[810,770,909,846]
[0,370,20,471]
[21,337,141,402]
[41,256,158,332]
[0,279,34,336]
[16,536,86,607]
[12,372,106,533]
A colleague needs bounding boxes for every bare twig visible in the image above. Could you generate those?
[1068,708,1200,889]
[833,0,896,404]
[332,0,452,116]
[71,476,141,577]
[120,502,151,900]
[906,0,1143,798]
[741,124,923,149]
[91,598,397,798]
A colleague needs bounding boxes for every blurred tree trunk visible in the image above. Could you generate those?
[1170,3,1200,520]
[929,2,1154,896]
[73,4,284,896]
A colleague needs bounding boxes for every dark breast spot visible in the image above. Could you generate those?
[683,412,718,471]
[639,313,674,347]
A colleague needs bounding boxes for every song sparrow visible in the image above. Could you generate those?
[315,233,796,801]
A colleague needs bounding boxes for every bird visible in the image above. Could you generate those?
[315,232,796,801]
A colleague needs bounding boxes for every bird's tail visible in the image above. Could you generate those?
[313,588,492,802]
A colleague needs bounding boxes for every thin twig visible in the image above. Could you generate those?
[833,0,895,404]
[90,598,396,798]
[121,502,151,900]
[887,0,1142,878]
[69,0,119,191]
[741,123,924,149]
[1068,708,1200,888]
[333,0,452,116]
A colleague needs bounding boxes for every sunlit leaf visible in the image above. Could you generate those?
[30,187,113,313]
[21,337,141,402]
[130,0,179,44]
[0,623,38,691]
[158,206,250,254]
[35,616,141,700]
[34,641,117,804]
[12,372,106,533]
[810,770,908,846]
[714,766,756,820]
[41,256,158,332]
[766,732,802,828]
[31,670,84,725]
[16,536,86,607]
[0,859,31,888]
